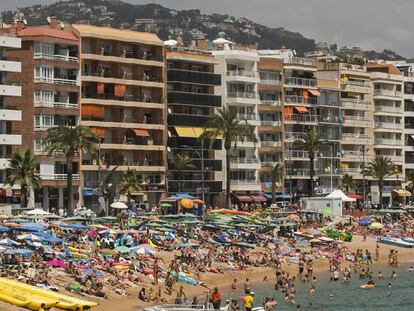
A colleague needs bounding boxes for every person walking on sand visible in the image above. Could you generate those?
[243,291,254,311]
[375,244,380,261]
[211,287,221,310]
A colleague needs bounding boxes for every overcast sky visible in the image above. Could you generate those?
[5,0,414,57]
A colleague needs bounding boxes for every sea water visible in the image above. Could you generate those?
[221,262,414,311]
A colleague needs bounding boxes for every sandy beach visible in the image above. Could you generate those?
[90,235,413,311]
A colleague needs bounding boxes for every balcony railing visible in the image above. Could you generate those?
[230,179,260,185]
[167,114,210,127]
[285,114,318,123]
[260,120,281,127]
[342,133,370,140]
[168,91,221,107]
[34,77,78,85]
[259,99,281,106]
[374,89,403,97]
[34,101,78,109]
[284,57,316,67]
[375,105,402,113]
[260,140,281,147]
[260,79,281,85]
[34,53,79,63]
[167,69,221,86]
[341,80,371,88]
[227,92,258,99]
[374,122,403,130]
[290,168,310,176]
[226,70,259,78]
[341,168,361,174]
[285,95,317,105]
[341,98,372,105]
[285,132,306,140]
[344,115,371,122]
[237,113,258,121]
[231,158,259,164]
[168,180,222,193]
[374,138,402,145]
[284,77,317,87]
[40,174,80,180]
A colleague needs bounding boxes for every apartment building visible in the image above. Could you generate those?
[317,62,374,200]
[166,45,223,205]
[212,39,265,204]
[2,19,80,209]
[0,31,22,204]
[367,64,404,203]
[72,24,167,207]
[256,54,285,196]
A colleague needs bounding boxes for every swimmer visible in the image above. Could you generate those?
[376,271,383,279]
[387,283,393,297]
[309,284,315,294]
[408,266,414,272]
[329,293,334,300]
[390,271,397,279]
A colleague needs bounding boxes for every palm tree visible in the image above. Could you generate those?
[44,126,99,215]
[266,163,284,204]
[363,156,396,208]
[7,149,41,208]
[340,174,356,194]
[294,128,327,197]
[117,169,142,208]
[171,153,193,193]
[202,107,256,209]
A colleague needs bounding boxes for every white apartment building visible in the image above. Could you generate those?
[212,39,262,200]
[0,33,22,193]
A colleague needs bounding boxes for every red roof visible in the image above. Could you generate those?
[18,27,78,42]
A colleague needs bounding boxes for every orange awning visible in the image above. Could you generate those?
[133,129,150,137]
[295,106,308,113]
[309,89,321,96]
[90,127,105,138]
[82,105,104,118]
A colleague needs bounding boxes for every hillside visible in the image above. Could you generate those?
[1,0,405,59]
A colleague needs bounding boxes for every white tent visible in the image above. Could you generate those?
[326,190,356,202]
[26,208,51,216]
[213,37,234,45]
[164,39,178,47]
[110,201,128,209]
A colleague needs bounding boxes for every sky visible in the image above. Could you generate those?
[3,0,414,57]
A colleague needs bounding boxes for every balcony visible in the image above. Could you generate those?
[40,174,80,180]
[340,80,371,93]
[260,120,281,127]
[168,180,222,193]
[0,109,21,121]
[290,151,313,159]
[341,98,372,110]
[236,113,259,121]
[285,132,306,141]
[167,69,221,86]
[231,158,259,164]
[0,134,21,145]
[34,101,78,109]
[284,57,316,67]
[374,122,403,130]
[34,77,78,86]
[226,70,259,78]
[34,53,79,63]
[231,179,260,185]
[260,78,281,85]
[374,89,402,98]
[0,60,21,73]
[343,115,371,126]
[374,138,403,145]
[84,48,163,63]
[167,114,210,127]
[0,85,21,97]
[341,168,361,174]
[260,140,281,147]
[285,95,317,105]
[284,77,317,88]
[374,105,403,114]
[259,99,281,106]
[168,91,221,107]
[227,92,258,99]
[290,168,310,177]
[285,114,318,124]
[341,133,371,144]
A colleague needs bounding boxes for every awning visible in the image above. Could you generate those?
[133,129,150,137]
[347,193,363,200]
[82,105,104,118]
[295,106,308,113]
[309,89,320,96]
[90,127,105,138]
[251,194,267,202]
[232,193,253,202]
[175,127,198,138]
[392,189,411,197]
[193,127,204,137]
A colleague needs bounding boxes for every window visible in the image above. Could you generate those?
[35,114,54,128]
[34,138,45,151]
[35,66,54,81]
[34,42,54,56]
[34,90,54,103]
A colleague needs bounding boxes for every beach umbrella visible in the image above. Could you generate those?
[181,198,194,209]
[193,199,204,204]
[136,246,155,255]
[174,193,196,199]
[0,225,9,231]
[114,246,130,254]
[26,208,51,216]
[160,202,172,207]
[359,217,372,225]
[47,260,67,268]
[111,201,128,209]
[287,214,300,219]
[100,229,118,235]
[17,233,42,241]
[369,222,383,229]
[0,238,20,246]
